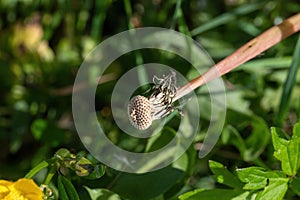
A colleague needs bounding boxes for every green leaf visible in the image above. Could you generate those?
[179,188,244,200]
[222,110,270,162]
[221,125,246,157]
[236,167,286,190]
[209,160,244,189]
[225,90,251,114]
[290,177,300,197]
[231,191,252,200]
[111,167,184,200]
[256,178,289,200]
[238,57,292,74]
[172,151,189,172]
[271,124,300,176]
[145,127,176,152]
[178,189,205,200]
[58,175,80,200]
[84,187,121,200]
[190,2,263,35]
[58,175,69,200]
[242,116,270,161]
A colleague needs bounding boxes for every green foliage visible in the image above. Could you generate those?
[1,0,300,199]
[84,187,122,200]
[58,174,80,200]
[209,161,243,189]
[180,123,300,200]
[111,167,184,200]
[23,148,105,199]
[272,123,300,176]
[276,34,300,126]
[222,110,270,162]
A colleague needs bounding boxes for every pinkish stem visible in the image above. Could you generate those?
[175,13,300,101]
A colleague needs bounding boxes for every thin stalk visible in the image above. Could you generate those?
[175,13,300,101]
[43,164,56,185]
[276,33,300,126]
[24,160,49,179]
[123,0,148,87]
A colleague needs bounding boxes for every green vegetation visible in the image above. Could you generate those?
[0,0,299,199]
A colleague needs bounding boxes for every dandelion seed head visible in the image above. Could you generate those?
[128,95,152,130]
[128,71,178,130]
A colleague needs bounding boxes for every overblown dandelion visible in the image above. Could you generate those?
[128,13,300,130]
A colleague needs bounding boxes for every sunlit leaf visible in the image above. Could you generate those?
[179,188,244,200]
[85,187,121,200]
[236,167,286,190]
[271,123,300,176]
[255,178,288,200]
[209,160,244,189]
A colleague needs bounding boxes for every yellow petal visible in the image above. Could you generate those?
[0,185,10,199]
[0,180,13,186]
[13,179,43,200]
[0,180,12,199]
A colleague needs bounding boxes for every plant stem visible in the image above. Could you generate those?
[175,13,300,101]
[44,164,57,185]
[24,161,49,179]
[276,34,300,126]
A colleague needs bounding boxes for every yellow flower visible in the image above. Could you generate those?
[0,178,43,200]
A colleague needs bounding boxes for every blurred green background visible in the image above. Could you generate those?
[0,0,299,199]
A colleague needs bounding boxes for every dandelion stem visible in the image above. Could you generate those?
[175,13,300,101]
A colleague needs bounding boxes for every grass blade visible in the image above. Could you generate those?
[276,34,300,126]
[191,2,263,36]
